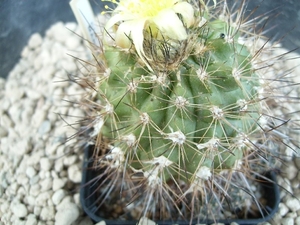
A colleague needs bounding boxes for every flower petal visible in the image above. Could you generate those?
[128,20,146,56]
[115,20,146,56]
[152,9,187,40]
[115,22,134,49]
[173,1,195,28]
[105,13,125,30]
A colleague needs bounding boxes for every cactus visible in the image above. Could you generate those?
[79,0,299,222]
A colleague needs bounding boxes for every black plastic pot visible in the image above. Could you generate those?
[80,145,280,225]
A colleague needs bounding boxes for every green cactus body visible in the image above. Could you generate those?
[83,0,287,221]
[95,19,260,182]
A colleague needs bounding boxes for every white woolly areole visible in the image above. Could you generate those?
[175,96,189,109]
[195,166,211,180]
[144,172,160,188]
[145,155,173,167]
[233,159,243,170]
[127,80,138,93]
[210,105,224,119]
[151,72,169,87]
[237,99,248,111]
[105,147,125,168]
[143,156,173,188]
[196,67,208,82]
[104,68,111,78]
[197,138,220,150]
[235,133,249,148]
[90,116,104,137]
[105,103,114,114]
[198,17,207,28]
[165,130,186,145]
[140,112,150,125]
[258,115,268,129]
[232,67,241,81]
[121,134,136,147]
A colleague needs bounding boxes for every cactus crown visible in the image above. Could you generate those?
[79,0,298,222]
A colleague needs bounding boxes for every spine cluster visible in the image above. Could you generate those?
[78,0,299,222]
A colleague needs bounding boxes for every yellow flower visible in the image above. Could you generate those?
[104,0,195,60]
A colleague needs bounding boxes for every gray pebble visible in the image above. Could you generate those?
[278,203,289,216]
[286,197,300,212]
[11,202,28,218]
[29,174,40,185]
[281,217,294,225]
[29,184,41,197]
[40,157,53,171]
[28,33,43,49]
[38,120,52,136]
[25,214,38,225]
[295,157,300,170]
[67,164,82,183]
[55,202,79,225]
[52,189,67,205]
[40,206,55,221]
[40,178,53,192]
[0,113,14,127]
[63,155,77,166]
[35,191,52,207]
[0,126,8,137]
[26,167,37,178]
[281,161,298,180]
[52,178,67,191]
[12,138,32,156]
[33,206,42,217]
[95,221,106,225]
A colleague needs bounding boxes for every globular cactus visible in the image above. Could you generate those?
[79,0,298,222]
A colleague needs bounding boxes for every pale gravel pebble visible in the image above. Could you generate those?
[78,217,94,225]
[10,201,28,218]
[33,206,42,217]
[281,161,298,180]
[29,184,41,197]
[38,120,52,136]
[73,192,81,206]
[52,177,67,191]
[40,177,53,192]
[285,197,300,212]
[13,138,32,155]
[40,157,53,171]
[0,126,8,137]
[55,201,80,225]
[35,191,52,207]
[67,164,82,183]
[25,214,38,225]
[278,203,289,217]
[95,221,107,225]
[138,218,157,225]
[63,155,78,166]
[52,189,67,205]
[281,217,294,225]
[26,167,37,178]
[295,157,300,170]
[28,33,43,49]
[40,206,55,221]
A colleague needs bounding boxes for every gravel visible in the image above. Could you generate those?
[0,21,90,225]
[0,16,299,225]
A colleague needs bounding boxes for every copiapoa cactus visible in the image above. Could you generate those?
[76,0,299,223]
